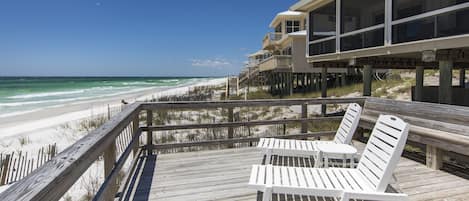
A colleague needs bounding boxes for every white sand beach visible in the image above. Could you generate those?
[0,78,226,153]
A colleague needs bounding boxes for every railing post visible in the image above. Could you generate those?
[228,107,234,148]
[301,103,308,134]
[103,141,117,201]
[132,113,140,156]
[426,145,443,170]
[146,110,153,155]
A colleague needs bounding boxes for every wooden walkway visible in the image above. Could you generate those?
[124,144,469,201]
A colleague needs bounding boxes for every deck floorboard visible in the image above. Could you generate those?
[124,142,469,201]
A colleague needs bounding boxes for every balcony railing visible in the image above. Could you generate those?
[262,32,283,49]
[258,55,292,72]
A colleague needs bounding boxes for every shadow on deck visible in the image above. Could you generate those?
[123,143,469,201]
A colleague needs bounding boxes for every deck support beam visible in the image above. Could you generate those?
[415,66,424,101]
[363,65,372,96]
[439,60,453,104]
[321,68,327,116]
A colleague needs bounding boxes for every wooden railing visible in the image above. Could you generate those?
[0,97,363,201]
[262,32,283,49]
[2,97,469,201]
[258,55,292,72]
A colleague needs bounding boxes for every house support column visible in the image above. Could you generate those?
[363,65,373,96]
[460,68,466,88]
[315,74,320,91]
[288,72,293,96]
[415,66,424,101]
[321,68,327,116]
[334,74,340,87]
[341,73,347,86]
[439,60,453,104]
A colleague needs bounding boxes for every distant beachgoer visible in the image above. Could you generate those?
[121,99,128,104]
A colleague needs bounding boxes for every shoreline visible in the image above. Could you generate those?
[0,78,225,145]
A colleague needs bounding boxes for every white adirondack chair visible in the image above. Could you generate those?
[249,115,410,201]
[257,103,362,164]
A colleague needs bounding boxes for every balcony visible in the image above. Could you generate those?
[262,32,283,50]
[258,55,292,72]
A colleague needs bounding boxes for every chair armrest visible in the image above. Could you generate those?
[341,190,408,201]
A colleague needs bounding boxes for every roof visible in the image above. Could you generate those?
[290,0,325,12]
[269,10,305,28]
[248,50,268,57]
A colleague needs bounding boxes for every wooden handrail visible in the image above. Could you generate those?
[0,103,141,201]
[139,97,366,109]
[142,116,342,131]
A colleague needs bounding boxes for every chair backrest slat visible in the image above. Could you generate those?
[333,103,362,144]
[357,115,409,192]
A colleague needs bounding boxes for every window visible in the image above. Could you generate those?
[341,0,385,33]
[392,7,469,43]
[341,28,384,51]
[309,39,336,56]
[393,0,469,20]
[309,1,336,41]
[286,20,300,33]
[437,8,469,37]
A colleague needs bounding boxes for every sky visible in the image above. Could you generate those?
[0,0,297,77]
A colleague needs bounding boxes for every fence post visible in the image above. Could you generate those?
[107,104,111,120]
[301,103,308,134]
[146,110,153,155]
[1,155,10,185]
[228,107,234,148]
[103,140,117,201]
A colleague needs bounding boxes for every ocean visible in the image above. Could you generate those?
[0,77,221,118]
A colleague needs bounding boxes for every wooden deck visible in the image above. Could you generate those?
[124,143,469,201]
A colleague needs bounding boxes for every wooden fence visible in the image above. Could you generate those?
[0,144,58,186]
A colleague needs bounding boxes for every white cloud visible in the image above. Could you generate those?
[191,58,232,68]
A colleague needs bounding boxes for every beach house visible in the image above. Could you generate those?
[291,0,469,104]
[240,10,360,96]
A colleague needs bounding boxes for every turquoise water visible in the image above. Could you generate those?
[0,77,214,117]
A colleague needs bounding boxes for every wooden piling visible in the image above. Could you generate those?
[415,66,424,101]
[439,60,453,104]
[363,65,372,96]
[321,68,327,116]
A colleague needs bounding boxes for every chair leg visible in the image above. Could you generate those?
[262,187,272,201]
